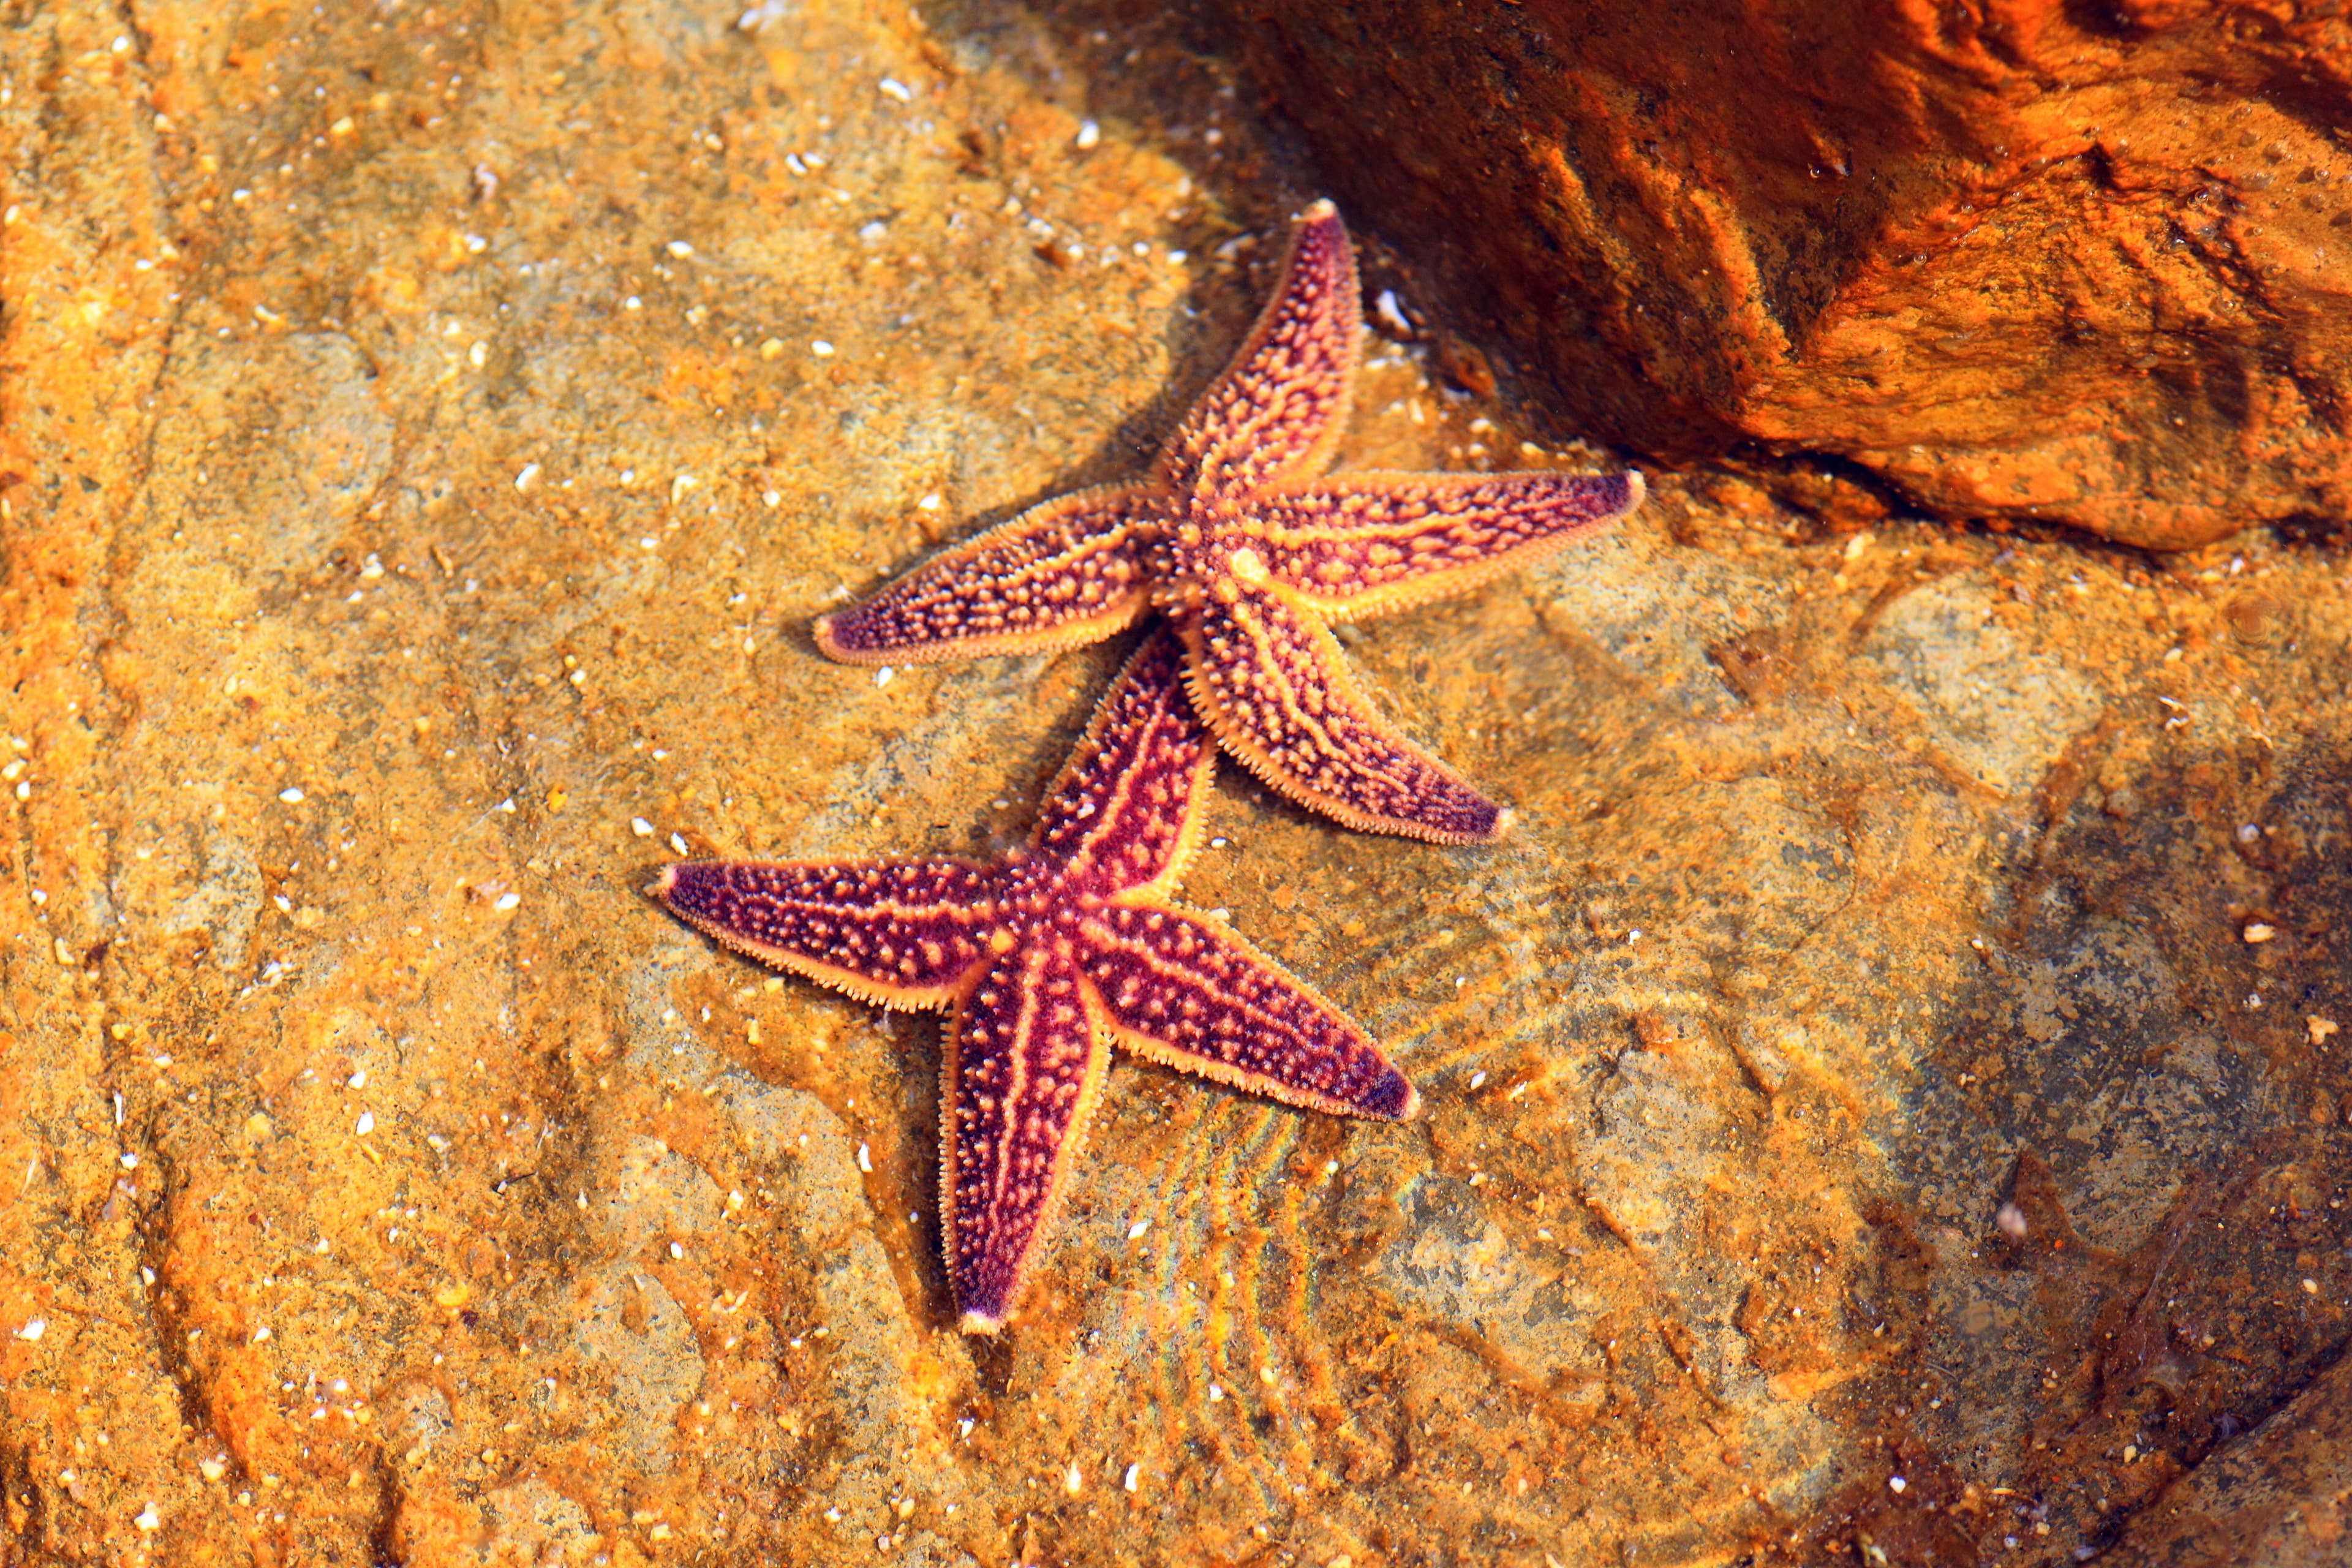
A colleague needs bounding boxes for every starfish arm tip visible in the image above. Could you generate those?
[809,616,870,663]
[1394,1078,1424,1121]
[1446,799,1506,843]
[646,864,680,900]
[957,1308,1007,1336]
[1301,196,1338,221]
[1367,787,1504,845]
[810,610,938,665]
[1207,728,1504,845]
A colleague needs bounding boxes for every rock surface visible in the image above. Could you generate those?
[2,1,2348,1564]
[1213,0,2352,549]
[2101,1348,2352,1567]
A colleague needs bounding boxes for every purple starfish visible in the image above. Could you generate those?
[814,200,1642,843]
[654,633,1415,1332]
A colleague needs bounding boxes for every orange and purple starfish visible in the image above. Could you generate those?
[653,632,1416,1333]
[813,199,1643,843]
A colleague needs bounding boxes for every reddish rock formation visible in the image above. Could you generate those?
[1216,0,2352,548]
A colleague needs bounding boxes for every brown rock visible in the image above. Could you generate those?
[4,0,2351,1562]
[2105,1349,2352,1567]
[1213,0,2352,548]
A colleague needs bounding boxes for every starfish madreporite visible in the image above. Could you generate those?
[813,199,1644,843]
[653,632,1416,1333]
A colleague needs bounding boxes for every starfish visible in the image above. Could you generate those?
[813,198,1643,843]
[652,631,1417,1333]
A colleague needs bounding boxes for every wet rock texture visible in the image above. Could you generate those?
[1,1,2348,1564]
[1213,0,2352,549]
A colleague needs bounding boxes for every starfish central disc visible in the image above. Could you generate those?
[812,199,1644,843]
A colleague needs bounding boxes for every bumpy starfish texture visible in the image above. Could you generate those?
[653,633,1417,1333]
[813,198,1644,843]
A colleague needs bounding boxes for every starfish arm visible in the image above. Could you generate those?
[941,943,1112,1333]
[1031,631,1218,900]
[1252,469,1644,620]
[1174,584,1502,843]
[1155,200,1362,500]
[652,859,998,1008]
[1079,902,1417,1121]
[811,484,1156,665]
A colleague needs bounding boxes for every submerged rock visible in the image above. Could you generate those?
[0,0,2345,1563]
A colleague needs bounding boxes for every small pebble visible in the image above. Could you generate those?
[278,787,304,804]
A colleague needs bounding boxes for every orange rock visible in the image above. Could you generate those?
[1221,1,2352,547]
